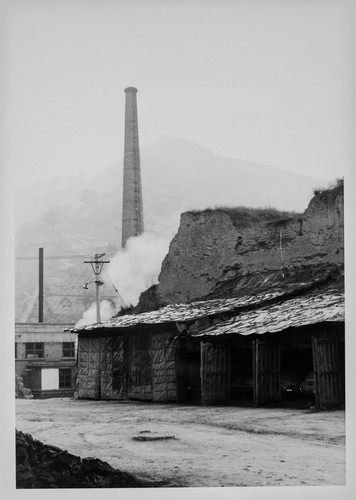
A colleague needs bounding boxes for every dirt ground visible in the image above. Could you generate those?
[15,398,345,488]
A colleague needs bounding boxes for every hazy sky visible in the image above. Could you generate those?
[2,0,354,190]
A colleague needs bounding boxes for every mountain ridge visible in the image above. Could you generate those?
[15,136,330,239]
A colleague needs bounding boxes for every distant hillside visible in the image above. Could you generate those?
[14,137,331,322]
[15,137,330,250]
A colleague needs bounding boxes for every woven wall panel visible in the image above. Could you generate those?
[128,333,152,400]
[100,338,112,400]
[97,336,128,400]
[77,337,100,399]
[152,333,177,402]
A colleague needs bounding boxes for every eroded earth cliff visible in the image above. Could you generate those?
[141,182,343,308]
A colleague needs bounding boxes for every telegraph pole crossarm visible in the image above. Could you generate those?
[83,253,110,323]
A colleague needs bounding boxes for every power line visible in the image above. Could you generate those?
[15,254,92,261]
[103,269,128,308]
[50,262,91,315]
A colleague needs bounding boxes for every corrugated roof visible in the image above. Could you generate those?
[191,291,344,338]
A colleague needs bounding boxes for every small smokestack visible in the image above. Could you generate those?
[121,87,144,248]
[38,247,44,323]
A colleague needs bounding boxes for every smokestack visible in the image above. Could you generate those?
[38,247,44,323]
[121,87,144,248]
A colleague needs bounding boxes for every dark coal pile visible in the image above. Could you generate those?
[16,430,156,488]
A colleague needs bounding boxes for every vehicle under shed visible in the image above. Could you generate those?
[195,321,344,409]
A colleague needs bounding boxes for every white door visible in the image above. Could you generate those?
[41,368,59,390]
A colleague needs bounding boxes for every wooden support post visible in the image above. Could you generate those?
[200,341,230,405]
[312,336,343,410]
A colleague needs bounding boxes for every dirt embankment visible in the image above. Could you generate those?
[154,184,343,305]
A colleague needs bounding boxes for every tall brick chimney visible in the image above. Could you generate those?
[121,87,144,248]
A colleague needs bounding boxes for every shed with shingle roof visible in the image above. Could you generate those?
[72,264,345,409]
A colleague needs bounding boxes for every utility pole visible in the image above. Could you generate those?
[84,253,110,323]
[38,248,44,323]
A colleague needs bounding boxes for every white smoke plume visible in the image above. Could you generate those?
[75,299,116,328]
[73,232,171,328]
[106,231,171,308]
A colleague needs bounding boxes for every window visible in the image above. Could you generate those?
[62,342,75,358]
[25,343,44,358]
[15,343,17,359]
[59,369,72,389]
